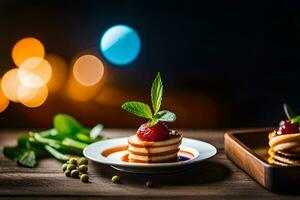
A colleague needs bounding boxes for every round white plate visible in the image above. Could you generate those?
[83,137,217,174]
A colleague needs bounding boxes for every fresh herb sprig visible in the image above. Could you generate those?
[283,103,300,125]
[3,114,103,168]
[122,72,176,126]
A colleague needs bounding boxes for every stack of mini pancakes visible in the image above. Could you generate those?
[127,131,182,163]
[268,131,300,166]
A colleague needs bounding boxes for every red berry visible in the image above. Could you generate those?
[277,120,299,135]
[137,123,170,141]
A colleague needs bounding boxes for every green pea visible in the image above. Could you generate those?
[62,163,68,172]
[67,164,76,171]
[78,165,88,173]
[71,169,79,178]
[64,170,71,177]
[78,157,88,165]
[80,174,89,182]
[69,158,77,165]
[112,175,120,183]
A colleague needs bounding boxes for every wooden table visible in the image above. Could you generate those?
[0,129,299,199]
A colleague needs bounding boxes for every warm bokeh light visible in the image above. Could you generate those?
[12,37,45,67]
[0,78,10,112]
[1,69,21,102]
[18,84,48,108]
[66,74,103,102]
[18,57,52,88]
[73,55,104,86]
[45,54,68,93]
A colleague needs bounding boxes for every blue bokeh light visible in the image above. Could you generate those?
[100,25,141,66]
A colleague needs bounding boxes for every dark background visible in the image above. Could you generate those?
[0,0,299,129]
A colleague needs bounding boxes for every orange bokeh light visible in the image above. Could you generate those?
[1,68,49,108]
[45,54,68,93]
[1,69,22,102]
[73,55,104,86]
[12,37,45,67]
[0,78,10,112]
[18,84,48,108]
[66,75,102,102]
[18,57,52,88]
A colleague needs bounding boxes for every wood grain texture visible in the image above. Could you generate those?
[0,129,299,199]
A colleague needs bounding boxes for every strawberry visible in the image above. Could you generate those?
[137,122,170,141]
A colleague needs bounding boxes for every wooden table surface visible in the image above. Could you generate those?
[0,129,299,200]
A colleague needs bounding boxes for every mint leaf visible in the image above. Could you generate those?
[17,150,36,168]
[151,72,163,114]
[122,101,153,119]
[155,110,176,122]
[54,114,85,135]
[283,103,296,119]
[147,118,159,126]
[3,147,24,160]
[291,115,300,124]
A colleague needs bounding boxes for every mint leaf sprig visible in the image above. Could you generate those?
[283,103,300,125]
[122,72,176,126]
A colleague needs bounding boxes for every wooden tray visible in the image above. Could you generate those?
[225,128,300,194]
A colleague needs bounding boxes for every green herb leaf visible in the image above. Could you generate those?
[151,72,163,114]
[31,133,61,149]
[3,147,24,160]
[17,134,31,148]
[90,124,103,139]
[17,150,36,168]
[155,110,176,122]
[291,115,300,124]
[147,118,159,126]
[44,145,69,161]
[54,114,84,135]
[62,138,88,150]
[283,103,296,119]
[122,101,153,119]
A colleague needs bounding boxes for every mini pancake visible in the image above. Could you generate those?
[127,132,182,163]
[272,154,300,165]
[268,156,289,166]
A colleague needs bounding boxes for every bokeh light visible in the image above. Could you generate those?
[66,75,102,102]
[45,54,68,93]
[1,69,22,102]
[18,84,48,108]
[18,57,52,88]
[1,68,49,108]
[0,78,10,112]
[73,55,104,86]
[100,25,141,66]
[12,37,45,67]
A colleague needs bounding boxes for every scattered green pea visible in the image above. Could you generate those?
[78,157,88,165]
[62,163,68,172]
[80,174,89,182]
[71,169,79,178]
[78,165,88,173]
[67,164,76,171]
[64,170,71,177]
[112,175,121,183]
[69,158,77,165]
[146,181,153,188]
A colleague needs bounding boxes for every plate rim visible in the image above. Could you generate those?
[83,137,217,168]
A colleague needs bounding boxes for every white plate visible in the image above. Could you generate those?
[83,137,217,174]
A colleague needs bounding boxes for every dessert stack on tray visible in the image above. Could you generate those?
[268,104,300,166]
